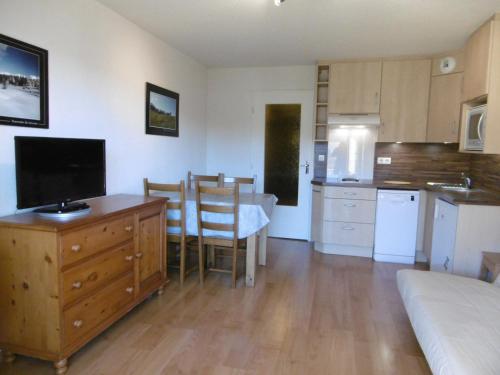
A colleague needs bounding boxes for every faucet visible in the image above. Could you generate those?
[461,172,472,189]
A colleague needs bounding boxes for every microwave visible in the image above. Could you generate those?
[464,104,487,151]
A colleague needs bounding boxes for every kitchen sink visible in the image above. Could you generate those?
[426,182,482,193]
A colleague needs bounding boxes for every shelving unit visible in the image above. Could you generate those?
[314,65,330,142]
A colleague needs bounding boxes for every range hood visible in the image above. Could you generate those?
[328,114,381,126]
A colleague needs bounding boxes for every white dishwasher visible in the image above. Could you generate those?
[374,190,420,264]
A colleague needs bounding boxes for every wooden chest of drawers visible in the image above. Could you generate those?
[0,194,167,374]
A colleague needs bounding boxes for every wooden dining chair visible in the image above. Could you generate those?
[187,171,224,190]
[143,178,196,287]
[223,175,257,193]
[195,181,244,288]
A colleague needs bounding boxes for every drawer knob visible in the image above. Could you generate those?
[72,281,82,289]
[125,287,134,294]
[73,320,83,328]
[135,252,143,259]
[71,244,81,252]
[125,255,134,261]
[124,225,133,232]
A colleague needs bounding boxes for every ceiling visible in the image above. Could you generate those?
[98,0,500,67]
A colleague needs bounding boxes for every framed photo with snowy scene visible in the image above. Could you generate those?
[0,34,48,128]
[145,82,179,137]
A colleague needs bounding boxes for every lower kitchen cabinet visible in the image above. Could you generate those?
[311,185,376,257]
[428,198,500,277]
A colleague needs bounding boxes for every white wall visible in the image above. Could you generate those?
[0,0,207,216]
[206,66,315,178]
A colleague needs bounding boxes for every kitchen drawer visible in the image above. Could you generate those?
[324,198,376,223]
[322,221,374,247]
[323,186,376,200]
[62,242,134,306]
[63,272,134,347]
[61,215,134,266]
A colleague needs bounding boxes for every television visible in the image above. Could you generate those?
[15,136,106,212]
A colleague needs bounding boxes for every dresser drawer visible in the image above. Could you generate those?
[324,186,376,200]
[324,198,376,224]
[62,242,134,306]
[322,221,374,247]
[61,215,134,266]
[63,273,134,347]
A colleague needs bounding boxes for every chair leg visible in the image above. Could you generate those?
[198,241,204,286]
[232,245,237,288]
[180,241,186,287]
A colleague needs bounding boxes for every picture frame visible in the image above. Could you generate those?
[145,82,179,137]
[0,34,49,128]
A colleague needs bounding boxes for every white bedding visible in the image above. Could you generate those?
[397,270,500,375]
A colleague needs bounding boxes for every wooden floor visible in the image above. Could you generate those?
[0,239,431,375]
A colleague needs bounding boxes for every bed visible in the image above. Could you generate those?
[397,270,500,375]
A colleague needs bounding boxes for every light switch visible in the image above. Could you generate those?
[377,157,392,165]
[318,154,325,162]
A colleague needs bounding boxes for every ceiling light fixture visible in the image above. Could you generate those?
[274,0,285,6]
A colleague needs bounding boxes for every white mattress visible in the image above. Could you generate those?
[397,270,500,375]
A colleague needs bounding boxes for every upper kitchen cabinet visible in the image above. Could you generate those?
[379,59,432,142]
[462,16,496,102]
[427,52,464,143]
[328,61,382,114]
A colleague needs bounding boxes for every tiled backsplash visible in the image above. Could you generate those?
[373,143,471,183]
[314,141,500,192]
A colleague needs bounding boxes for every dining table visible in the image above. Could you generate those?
[152,189,277,287]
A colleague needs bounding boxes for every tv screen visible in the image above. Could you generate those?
[15,136,106,209]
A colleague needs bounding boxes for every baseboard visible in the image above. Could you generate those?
[313,242,373,258]
[373,253,415,264]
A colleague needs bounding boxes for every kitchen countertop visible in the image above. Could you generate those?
[311,178,500,206]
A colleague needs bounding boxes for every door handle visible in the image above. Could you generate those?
[300,161,310,174]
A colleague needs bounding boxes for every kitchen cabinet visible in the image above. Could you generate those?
[425,197,500,277]
[430,199,458,272]
[379,59,432,142]
[311,185,376,257]
[463,18,494,102]
[427,73,463,142]
[328,61,382,114]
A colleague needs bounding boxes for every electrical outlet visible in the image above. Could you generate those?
[318,154,325,162]
[377,157,392,165]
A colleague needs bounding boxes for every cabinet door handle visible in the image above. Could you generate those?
[72,281,82,289]
[71,244,81,252]
[73,320,83,328]
[125,255,134,261]
[125,287,134,294]
[344,192,357,196]
[342,226,355,231]
[135,252,143,259]
[343,203,356,208]
[444,256,450,271]
[124,225,133,232]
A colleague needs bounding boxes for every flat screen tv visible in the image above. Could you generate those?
[15,136,106,212]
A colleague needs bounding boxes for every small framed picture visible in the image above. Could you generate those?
[0,34,48,128]
[145,82,179,137]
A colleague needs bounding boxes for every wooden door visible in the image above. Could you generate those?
[463,20,493,102]
[328,61,382,114]
[137,213,162,291]
[427,73,463,142]
[379,59,431,142]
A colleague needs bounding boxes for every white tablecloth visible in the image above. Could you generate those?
[151,190,277,239]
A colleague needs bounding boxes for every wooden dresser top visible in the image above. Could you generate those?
[0,194,167,232]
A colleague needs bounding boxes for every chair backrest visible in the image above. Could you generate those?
[195,181,239,245]
[223,175,257,193]
[143,178,186,241]
[187,171,224,190]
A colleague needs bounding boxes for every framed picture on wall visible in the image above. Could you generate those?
[0,34,49,128]
[145,82,179,137]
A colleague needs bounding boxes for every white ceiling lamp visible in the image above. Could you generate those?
[274,0,285,6]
